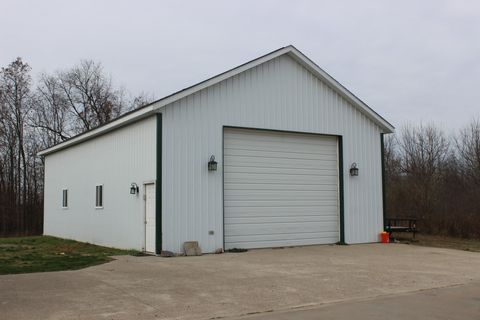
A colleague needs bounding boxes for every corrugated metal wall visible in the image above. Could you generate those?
[44,116,156,250]
[161,54,384,253]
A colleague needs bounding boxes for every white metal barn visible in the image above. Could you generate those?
[39,46,394,254]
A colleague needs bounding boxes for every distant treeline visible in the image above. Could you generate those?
[0,58,152,236]
[385,121,480,239]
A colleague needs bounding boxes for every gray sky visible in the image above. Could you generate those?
[1,0,479,131]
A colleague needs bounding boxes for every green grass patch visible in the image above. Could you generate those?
[0,236,138,275]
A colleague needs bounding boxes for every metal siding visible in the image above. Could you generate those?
[162,55,383,253]
[44,116,156,250]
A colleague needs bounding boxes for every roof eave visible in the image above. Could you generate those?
[37,47,294,157]
[38,45,394,156]
[37,104,157,156]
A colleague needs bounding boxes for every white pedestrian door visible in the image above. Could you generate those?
[145,184,156,253]
[224,128,340,249]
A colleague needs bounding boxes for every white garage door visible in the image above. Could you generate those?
[224,128,339,249]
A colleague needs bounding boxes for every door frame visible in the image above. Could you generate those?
[222,125,345,249]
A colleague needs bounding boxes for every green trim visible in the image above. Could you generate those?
[223,126,346,245]
[380,133,387,231]
[155,114,162,254]
[338,136,346,244]
[222,128,225,249]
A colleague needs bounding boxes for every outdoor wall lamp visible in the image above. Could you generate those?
[208,155,218,171]
[130,182,139,195]
[350,163,359,176]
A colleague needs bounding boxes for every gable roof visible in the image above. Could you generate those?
[38,45,394,156]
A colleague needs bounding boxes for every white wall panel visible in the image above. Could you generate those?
[161,54,384,253]
[44,116,156,250]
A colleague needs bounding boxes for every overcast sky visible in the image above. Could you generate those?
[1,0,479,131]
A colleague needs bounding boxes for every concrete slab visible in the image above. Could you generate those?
[238,281,480,320]
[1,244,480,320]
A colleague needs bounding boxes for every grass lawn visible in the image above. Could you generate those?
[392,233,480,253]
[0,236,137,275]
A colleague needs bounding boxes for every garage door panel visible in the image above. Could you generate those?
[225,183,337,191]
[224,156,337,170]
[225,130,337,146]
[224,128,339,250]
[224,173,338,185]
[224,189,338,199]
[224,165,337,176]
[224,155,337,166]
[224,142,336,155]
[225,193,338,202]
[225,215,339,224]
[225,200,338,208]
[224,137,336,149]
[225,133,336,146]
[225,236,340,249]
[225,205,338,216]
[225,231,339,243]
[225,221,339,236]
[224,148,338,161]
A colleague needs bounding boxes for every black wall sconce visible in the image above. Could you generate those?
[208,155,218,171]
[130,182,139,194]
[350,163,359,176]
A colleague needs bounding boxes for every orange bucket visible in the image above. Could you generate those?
[380,231,390,243]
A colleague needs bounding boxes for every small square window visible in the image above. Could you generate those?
[95,185,103,208]
[62,189,68,208]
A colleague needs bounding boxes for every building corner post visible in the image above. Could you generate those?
[380,133,387,231]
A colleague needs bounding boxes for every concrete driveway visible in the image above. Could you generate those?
[239,281,480,320]
[1,244,480,320]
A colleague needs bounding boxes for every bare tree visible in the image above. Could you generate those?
[399,124,449,178]
[395,124,450,232]
[130,91,155,110]
[56,60,126,134]
[384,122,480,238]
[31,60,132,146]
[456,118,480,186]
[31,73,71,146]
[0,58,33,233]
[384,134,401,180]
